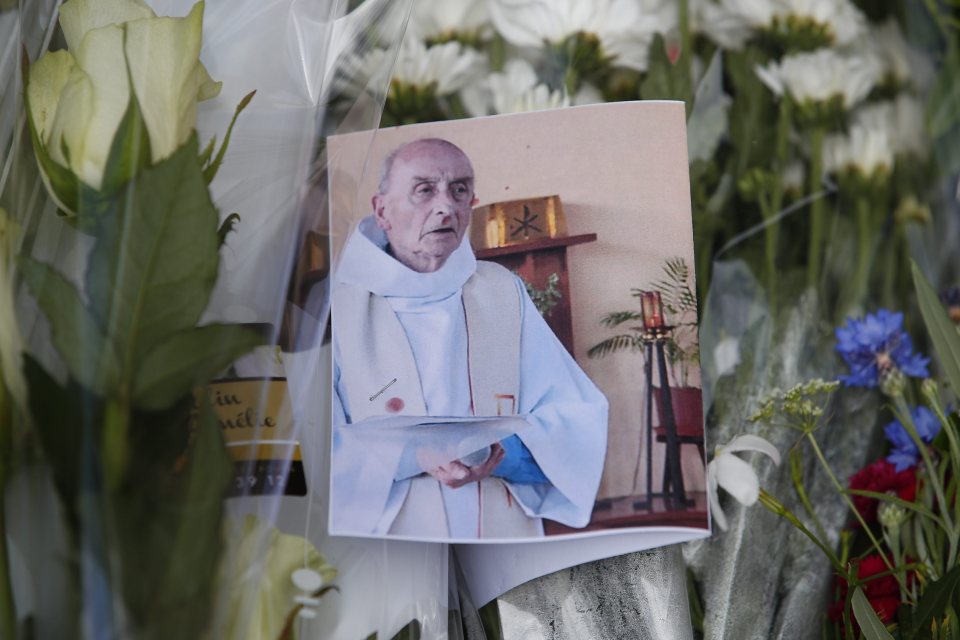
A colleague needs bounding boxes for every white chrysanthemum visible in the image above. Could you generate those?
[781,160,806,191]
[780,0,866,45]
[490,0,675,72]
[824,123,893,177]
[344,38,486,98]
[861,19,935,92]
[690,0,753,49]
[409,0,493,42]
[713,0,866,46]
[573,82,605,105]
[854,94,928,157]
[489,59,568,114]
[755,48,880,109]
[462,59,568,116]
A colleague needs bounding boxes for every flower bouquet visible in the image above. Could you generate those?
[354,0,960,637]
[0,0,446,638]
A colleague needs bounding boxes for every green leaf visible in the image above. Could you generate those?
[599,311,644,327]
[114,395,232,639]
[22,355,92,535]
[926,47,960,139]
[98,91,153,197]
[388,620,421,640]
[198,135,216,169]
[18,257,119,393]
[910,565,960,637]
[851,588,895,640]
[586,334,641,358]
[217,212,241,247]
[203,90,255,184]
[912,262,960,401]
[85,135,220,393]
[132,324,264,410]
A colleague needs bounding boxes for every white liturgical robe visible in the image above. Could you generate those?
[331,216,608,540]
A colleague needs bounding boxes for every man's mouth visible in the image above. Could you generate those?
[424,227,456,236]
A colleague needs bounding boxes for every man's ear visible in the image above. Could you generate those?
[471,195,479,207]
[372,194,390,230]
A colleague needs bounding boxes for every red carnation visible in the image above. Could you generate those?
[829,553,910,627]
[848,459,917,524]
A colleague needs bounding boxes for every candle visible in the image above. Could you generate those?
[641,291,664,329]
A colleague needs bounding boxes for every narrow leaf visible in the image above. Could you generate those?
[217,213,241,247]
[911,565,960,637]
[926,48,960,138]
[845,489,944,527]
[19,257,118,393]
[389,620,422,640]
[132,324,264,411]
[851,588,895,640]
[203,90,256,184]
[198,135,217,168]
[912,262,960,401]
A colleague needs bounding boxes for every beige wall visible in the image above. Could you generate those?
[328,102,704,500]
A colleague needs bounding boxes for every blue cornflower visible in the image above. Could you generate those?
[835,309,930,388]
[884,406,941,472]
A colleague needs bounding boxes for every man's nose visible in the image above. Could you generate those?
[432,188,457,214]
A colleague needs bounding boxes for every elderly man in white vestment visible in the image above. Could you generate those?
[331,138,608,540]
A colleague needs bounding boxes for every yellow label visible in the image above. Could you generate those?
[206,378,300,460]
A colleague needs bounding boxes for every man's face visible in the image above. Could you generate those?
[373,142,477,273]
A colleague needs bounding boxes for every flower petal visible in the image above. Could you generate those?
[719,433,781,466]
[26,50,76,144]
[59,0,155,51]
[46,67,93,175]
[124,1,209,162]
[715,453,760,506]
[71,23,131,189]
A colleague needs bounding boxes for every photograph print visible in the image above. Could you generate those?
[327,101,708,543]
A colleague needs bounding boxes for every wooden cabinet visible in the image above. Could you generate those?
[474,233,597,354]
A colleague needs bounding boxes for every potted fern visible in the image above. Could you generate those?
[588,257,702,442]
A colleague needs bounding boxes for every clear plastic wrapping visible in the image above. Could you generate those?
[0,0,452,638]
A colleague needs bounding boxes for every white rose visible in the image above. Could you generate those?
[26,0,220,205]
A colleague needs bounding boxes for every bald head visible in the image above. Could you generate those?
[378,138,474,195]
[372,138,478,273]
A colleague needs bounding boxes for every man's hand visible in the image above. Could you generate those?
[426,442,505,489]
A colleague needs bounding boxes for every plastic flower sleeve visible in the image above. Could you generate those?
[0,0,453,638]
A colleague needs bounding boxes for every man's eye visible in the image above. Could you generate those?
[451,184,469,198]
[415,184,435,196]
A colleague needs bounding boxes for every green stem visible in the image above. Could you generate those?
[102,399,129,492]
[849,196,874,313]
[678,0,691,79]
[763,99,791,308]
[806,432,908,591]
[895,396,958,568]
[806,126,825,291]
[0,383,16,640]
[789,448,830,544]
[758,489,844,573]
